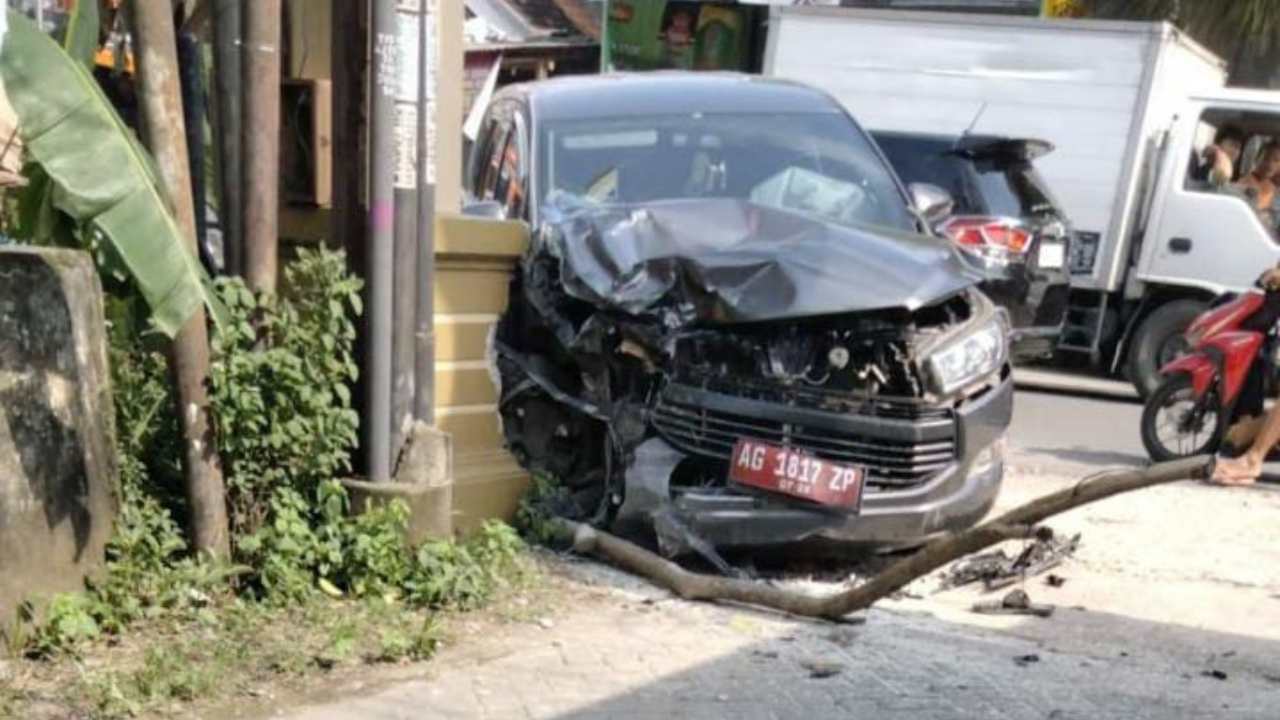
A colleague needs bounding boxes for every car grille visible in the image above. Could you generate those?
[652,390,958,489]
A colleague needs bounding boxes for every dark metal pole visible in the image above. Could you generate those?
[177,30,210,268]
[367,0,397,481]
[413,0,436,423]
[331,0,370,472]
[242,0,281,294]
[211,0,243,276]
[391,0,422,461]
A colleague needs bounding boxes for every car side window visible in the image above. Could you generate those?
[498,113,529,220]
[470,117,498,197]
[1184,111,1247,195]
[1183,110,1280,234]
[471,101,516,201]
[481,123,513,204]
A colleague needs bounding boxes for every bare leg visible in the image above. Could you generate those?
[1214,404,1280,484]
[1224,415,1264,452]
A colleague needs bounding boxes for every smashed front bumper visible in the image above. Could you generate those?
[617,371,1014,548]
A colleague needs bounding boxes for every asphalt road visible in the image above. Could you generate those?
[1009,385,1146,471]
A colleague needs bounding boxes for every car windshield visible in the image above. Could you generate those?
[874,135,1058,219]
[539,112,918,232]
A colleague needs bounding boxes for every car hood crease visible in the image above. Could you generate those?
[541,198,983,324]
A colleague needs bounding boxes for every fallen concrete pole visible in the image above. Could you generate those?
[561,456,1214,621]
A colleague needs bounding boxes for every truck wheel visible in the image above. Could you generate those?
[1127,300,1206,399]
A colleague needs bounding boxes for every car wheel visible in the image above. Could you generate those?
[1127,300,1206,399]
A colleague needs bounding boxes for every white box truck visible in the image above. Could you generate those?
[765,7,1280,395]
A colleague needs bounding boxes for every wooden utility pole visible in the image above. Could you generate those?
[130,0,230,558]
[242,0,281,294]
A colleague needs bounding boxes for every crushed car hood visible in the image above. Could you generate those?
[539,198,983,324]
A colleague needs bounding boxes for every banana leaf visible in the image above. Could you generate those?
[0,10,225,336]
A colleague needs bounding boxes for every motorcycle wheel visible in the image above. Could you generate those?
[1140,374,1225,463]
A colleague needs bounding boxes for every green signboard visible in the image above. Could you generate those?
[605,1,749,72]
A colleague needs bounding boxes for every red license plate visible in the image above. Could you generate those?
[728,440,865,510]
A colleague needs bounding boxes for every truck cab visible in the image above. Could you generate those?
[1139,95,1280,293]
[1119,93,1280,393]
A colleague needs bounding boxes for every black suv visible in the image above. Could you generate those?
[468,74,1013,554]
[872,131,1071,361]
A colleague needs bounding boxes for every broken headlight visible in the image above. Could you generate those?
[925,315,1007,395]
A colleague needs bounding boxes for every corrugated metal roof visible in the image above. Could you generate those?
[466,0,600,44]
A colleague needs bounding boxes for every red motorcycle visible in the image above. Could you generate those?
[1141,287,1280,462]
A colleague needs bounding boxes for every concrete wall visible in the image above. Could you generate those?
[0,247,118,620]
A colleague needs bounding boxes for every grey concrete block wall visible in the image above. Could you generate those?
[0,247,118,621]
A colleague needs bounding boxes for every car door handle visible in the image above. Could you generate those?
[1169,237,1193,254]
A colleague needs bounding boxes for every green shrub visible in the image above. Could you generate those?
[210,247,362,537]
[17,249,526,664]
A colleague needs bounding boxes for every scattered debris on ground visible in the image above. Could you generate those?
[972,589,1055,618]
[801,659,845,679]
[825,629,858,648]
[942,528,1081,591]
[556,459,1210,621]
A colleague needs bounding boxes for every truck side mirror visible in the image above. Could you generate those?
[462,200,505,219]
[908,183,955,225]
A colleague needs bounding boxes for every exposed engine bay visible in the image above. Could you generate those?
[495,198,1004,550]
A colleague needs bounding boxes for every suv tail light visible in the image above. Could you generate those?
[938,216,1032,255]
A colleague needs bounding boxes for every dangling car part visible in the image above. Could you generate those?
[470,73,1014,553]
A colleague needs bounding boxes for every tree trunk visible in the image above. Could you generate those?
[130,0,230,558]
[242,0,281,294]
[563,456,1214,621]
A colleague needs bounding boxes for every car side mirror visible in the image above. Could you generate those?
[462,199,505,219]
[908,183,955,225]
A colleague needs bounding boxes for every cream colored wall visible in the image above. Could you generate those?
[287,0,333,80]
[434,0,463,213]
[433,214,531,532]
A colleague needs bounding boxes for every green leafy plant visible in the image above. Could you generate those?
[9,247,527,713]
[515,474,575,547]
[20,594,100,658]
[406,522,525,610]
[373,616,442,663]
[210,248,362,537]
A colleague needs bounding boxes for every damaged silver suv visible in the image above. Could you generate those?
[466,73,1013,555]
